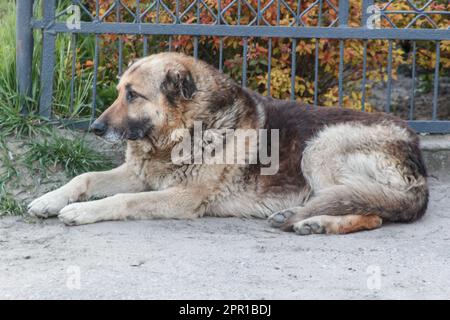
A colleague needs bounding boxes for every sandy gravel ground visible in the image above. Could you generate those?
[0,180,449,300]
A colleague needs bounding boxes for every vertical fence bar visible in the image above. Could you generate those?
[136,0,141,57]
[217,0,223,71]
[409,40,416,120]
[116,0,123,76]
[313,0,323,107]
[16,0,35,114]
[338,40,344,108]
[361,40,368,112]
[240,0,247,87]
[290,0,301,101]
[313,38,319,107]
[91,1,100,121]
[219,38,224,71]
[338,0,349,108]
[339,0,349,27]
[39,0,56,118]
[242,38,248,87]
[360,0,373,112]
[432,41,441,120]
[276,0,280,24]
[274,0,280,96]
[317,0,323,26]
[142,39,148,56]
[137,0,148,57]
[267,38,272,96]
[386,40,393,113]
[238,0,242,25]
[156,0,160,23]
[69,34,77,114]
[143,37,148,57]
[193,0,199,59]
[256,0,261,25]
[290,39,297,101]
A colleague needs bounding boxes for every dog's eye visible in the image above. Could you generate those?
[126,90,137,103]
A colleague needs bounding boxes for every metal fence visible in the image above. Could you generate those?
[16,0,450,133]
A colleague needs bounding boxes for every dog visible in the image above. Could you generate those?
[28,52,428,235]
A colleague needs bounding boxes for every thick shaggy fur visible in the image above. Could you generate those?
[28,52,428,235]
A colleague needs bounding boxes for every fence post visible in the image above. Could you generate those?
[338,0,349,27]
[16,0,35,114]
[38,0,56,119]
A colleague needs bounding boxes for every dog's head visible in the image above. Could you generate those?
[91,52,204,143]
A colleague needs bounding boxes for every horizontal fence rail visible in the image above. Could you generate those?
[16,0,450,133]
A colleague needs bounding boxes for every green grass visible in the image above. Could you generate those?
[0,0,42,137]
[0,105,51,137]
[52,33,96,117]
[0,1,42,128]
[0,193,24,217]
[0,0,97,130]
[25,133,114,178]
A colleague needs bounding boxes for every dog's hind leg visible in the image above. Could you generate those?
[267,186,383,234]
[269,177,426,235]
[268,185,354,228]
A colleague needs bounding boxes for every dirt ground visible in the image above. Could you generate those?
[0,179,449,300]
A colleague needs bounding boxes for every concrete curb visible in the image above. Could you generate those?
[420,135,450,182]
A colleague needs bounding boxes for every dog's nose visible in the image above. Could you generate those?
[90,120,107,136]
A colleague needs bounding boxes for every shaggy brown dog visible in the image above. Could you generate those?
[28,52,428,235]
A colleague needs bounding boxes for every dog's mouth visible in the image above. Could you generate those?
[126,128,146,141]
[99,126,153,143]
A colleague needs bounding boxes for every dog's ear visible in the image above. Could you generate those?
[160,68,197,104]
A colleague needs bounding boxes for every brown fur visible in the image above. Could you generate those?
[28,52,428,235]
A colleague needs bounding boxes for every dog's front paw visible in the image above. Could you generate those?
[28,190,71,218]
[58,202,101,226]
